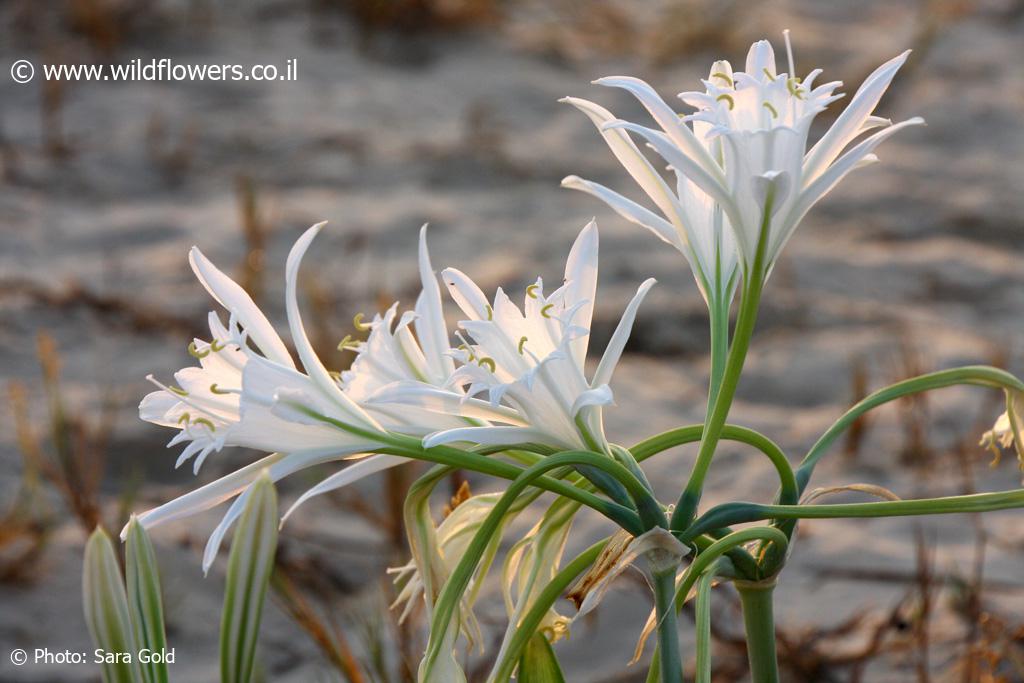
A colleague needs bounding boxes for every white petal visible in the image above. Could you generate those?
[802,50,911,184]
[416,225,455,380]
[284,223,381,429]
[592,76,726,186]
[571,384,614,416]
[126,452,286,538]
[280,454,407,525]
[745,39,777,77]
[423,426,553,448]
[441,267,491,321]
[189,247,294,368]
[561,176,681,249]
[562,220,599,367]
[561,96,685,224]
[592,278,656,388]
[367,381,527,425]
[201,447,363,573]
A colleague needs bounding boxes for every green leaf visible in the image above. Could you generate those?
[83,527,144,683]
[124,517,169,683]
[220,473,278,683]
[518,632,566,683]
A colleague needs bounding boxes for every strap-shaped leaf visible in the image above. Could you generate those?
[83,527,144,683]
[518,632,566,683]
[124,517,169,683]
[220,473,278,683]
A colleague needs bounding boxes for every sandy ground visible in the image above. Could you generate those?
[1,0,1024,680]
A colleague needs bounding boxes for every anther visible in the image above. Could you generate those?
[711,72,733,87]
[177,412,191,425]
[210,339,226,352]
[762,101,779,119]
[526,284,540,299]
[192,417,216,431]
[762,67,776,81]
[209,383,231,395]
[485,304,493,321]
[168,385,188,397]
[188,342,210,359]
[353,313,372,331]
[540,304,555,319]
[715,94,735,110]
[478,357,496,372]
[337,335,360,352]
[518,336,528,354]
[786,77,804,99]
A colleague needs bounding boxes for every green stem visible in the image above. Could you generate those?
[682,488,1024,542]
[707,292,730,412]
[735,580,779,683]
[672,201,773,532]
[652,567,683,683]
[795,365,1024,492]
[694,561,724,683]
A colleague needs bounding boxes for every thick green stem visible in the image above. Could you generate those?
[652,567,683,683]
[707,292,730,412]
[736,580,779,683]
[672,200,773,532]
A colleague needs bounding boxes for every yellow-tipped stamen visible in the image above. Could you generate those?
[716,94,735,110]
[711,72,733,87]
[353,312,372,331]
[478,357,496,372]
[518,336,528,354]
[192,417,216,431]
[337,334,361,352]
[540,304,555,319]
[210,339,226,352]
[209,383,231,395]
[177,412,191,425]
[762,67,776,82]
[525,284,540,299]
[786,77,805,100]
[168,385,188,397]
[762,102,779,119]
[187,341,210,359]
[485,304,493,321]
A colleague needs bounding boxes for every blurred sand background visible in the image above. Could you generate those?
[1,0,1024,680]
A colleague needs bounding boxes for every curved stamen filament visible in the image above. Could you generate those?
[188,341,210,359]
[715,94,735,110]
[353,313,372,331]
[191,417,216,431]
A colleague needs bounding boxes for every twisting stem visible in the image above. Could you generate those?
[736,580,780,683]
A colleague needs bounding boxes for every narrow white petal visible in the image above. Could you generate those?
[441,267,491,321]
[571,384,614,416]
[802,50,911,184]
[562,220,599,367]
[367,381,527,425]
[189,247,294,368]
[561,176,681,249]
[423,426,552,448]
[592,278,656,388]
[284,223,381,429]
[416,225,455,379]
[593,76,726,185]
[561,96,684,224]
[126,452,286,538]
[280,454,407,525]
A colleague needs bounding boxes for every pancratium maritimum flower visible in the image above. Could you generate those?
[131,223,464,572]
[371,221,655,453]
[980,390,1024,468]
[573,32,924,281]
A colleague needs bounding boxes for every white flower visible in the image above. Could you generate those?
[389,488,501,648]
[371,221,655,452]
[132,223,464,572]
[583,32,924,276]
[980,390,1024,467]
[562,93,738,306]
